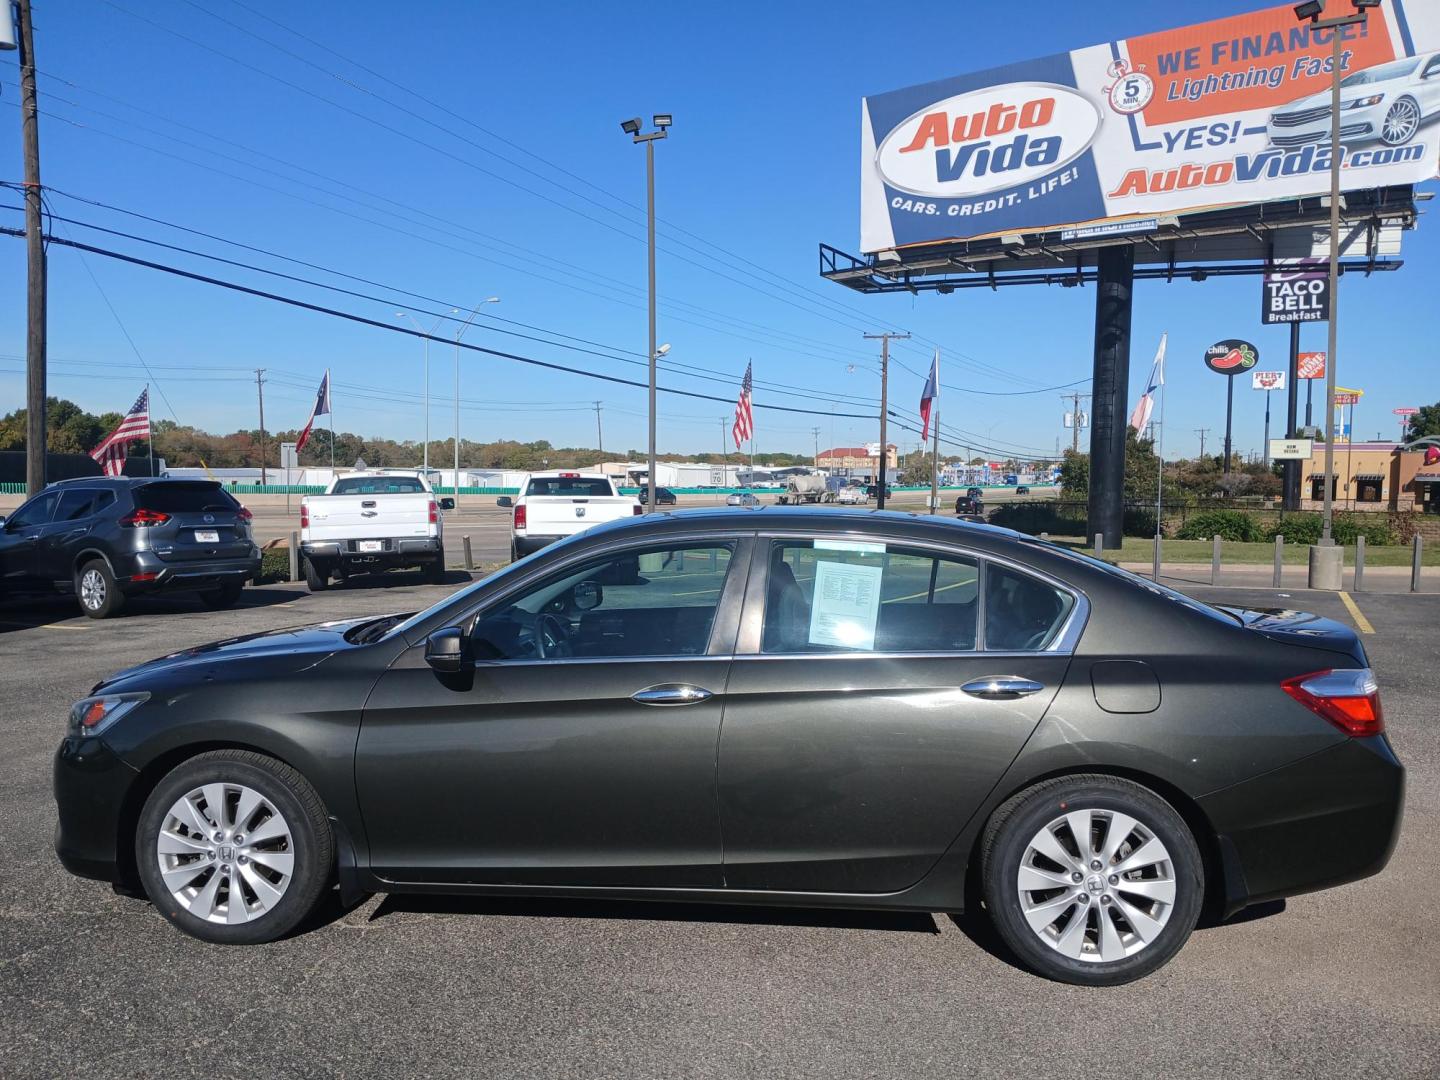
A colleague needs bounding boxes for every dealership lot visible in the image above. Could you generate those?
[1,577,1437,1078]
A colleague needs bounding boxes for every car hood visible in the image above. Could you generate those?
[93,613,409,691]
[1217,606,1366,666]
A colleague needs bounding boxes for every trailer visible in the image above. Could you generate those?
[776,474,832,505]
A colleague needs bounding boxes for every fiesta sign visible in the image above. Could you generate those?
[1205,339,1258,376]
[876,84,1101,199]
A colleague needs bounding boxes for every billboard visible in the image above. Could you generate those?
[1297,351,1327,379]
[1204,339,1258,376]
[860,1,1440,253]
[1252,370,1286,391]
[1261,258,1330,323]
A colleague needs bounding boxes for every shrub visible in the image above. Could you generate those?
[257,548,292,584]
[1176,509,1263,542]
[1123,509,1157,538]
[988,503,1087,536]
[1268,514,1395,546]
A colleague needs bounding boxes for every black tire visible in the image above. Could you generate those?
[76,558,125,619]
[422,558,445,584]
[135,750,333,945]
[199,580,245,609]
[980,774,1204,986]
[302,556,329,592]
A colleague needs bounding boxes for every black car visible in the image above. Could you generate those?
[1016,485,1031,496]
[863,483,893,499]
[53,508,1402,984]
[638,486,677,506]
[955,494,984,517]
[1,478,260,618]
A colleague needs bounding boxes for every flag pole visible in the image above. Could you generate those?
[930,406,940,513]
[146,384,154,477]
[328,369,335,475]
[1153,346,1166,583]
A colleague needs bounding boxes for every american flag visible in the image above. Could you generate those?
[90,389,150,477]
[731,361,753,446]
[296,369,331,452]
[919,349,940,440]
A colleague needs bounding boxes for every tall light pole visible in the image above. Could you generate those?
[451,297,500,508]
[1295,0,1375,588]
[397,308,458,474]
[621,114,670,513]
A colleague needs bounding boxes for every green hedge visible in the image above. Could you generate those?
[989,503,1155,539]
[1268,513,1396,546]
[1176,510,1265,542]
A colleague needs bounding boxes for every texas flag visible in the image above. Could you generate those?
[919,349,939,440]
[1129,335,1166,433]
[296,370,331,452]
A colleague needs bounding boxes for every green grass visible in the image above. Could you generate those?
[1047,536,1440,567]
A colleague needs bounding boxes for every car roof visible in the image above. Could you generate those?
[46,476,212,490]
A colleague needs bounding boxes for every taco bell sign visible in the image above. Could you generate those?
[1262,259,1329,324]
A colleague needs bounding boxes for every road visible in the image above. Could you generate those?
[1,576,1435,1079]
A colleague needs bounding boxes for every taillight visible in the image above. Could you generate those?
[300,503,310,529]
[428,500,438,524]
[119,508,171,528]
[1281,668,1384,737]
[633,505,643,516]
[514,504,527,530]
[236,506,253,524]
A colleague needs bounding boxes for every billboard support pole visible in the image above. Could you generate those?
[1087,245,1133,550]
[1262,388,1271,468]
[1283,323,1300,511]
[1223,377,1234,486]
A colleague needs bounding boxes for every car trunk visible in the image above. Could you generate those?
[1217,606,1367,666]
[131,482,252,562]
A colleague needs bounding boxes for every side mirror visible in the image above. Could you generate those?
[572,580,603,611]
[496,496,513,508]
[424,627,473,673]
[438,497,456,511]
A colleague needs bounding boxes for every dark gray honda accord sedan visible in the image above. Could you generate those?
[53,508,1403,985]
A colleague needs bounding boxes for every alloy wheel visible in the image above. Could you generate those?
[1016,808,1176,963]
[80,568,106,610]
[155,782,295,924]
[1382,99,1420,146]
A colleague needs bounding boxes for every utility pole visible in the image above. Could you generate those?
[15,0,46,495]
[1061,392,1090,455]
[863,332,908,511]
[1194,428,1210,460]
[811,427,821,471]
[254,369,268,485]
[593,401,604,456]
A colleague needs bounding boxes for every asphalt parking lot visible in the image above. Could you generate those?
[2,574,1437,1078]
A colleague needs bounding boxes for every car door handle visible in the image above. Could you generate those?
[631,684,714,706]
[961,676,1046,700]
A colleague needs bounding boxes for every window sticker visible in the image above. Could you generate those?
[809,560,884,650]
[814,539,887,555]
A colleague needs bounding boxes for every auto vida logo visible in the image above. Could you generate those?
[876,82,1101,199]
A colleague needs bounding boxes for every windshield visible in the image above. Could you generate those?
[525,477,613,497]
[330,476,426,495]
[135,482,238,513]
[1022,538,1242,626]
[1341,58,1419,87]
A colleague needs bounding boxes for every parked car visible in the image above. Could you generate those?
[726,491,760,507]
[638,486,677,507]
[834,485,864,505]
[501,472,641,560]
[0,477,258,618]
[300,472,453,591]
[955,494,984,518]
[1266,53,1440,149]
[53,508,1403,985]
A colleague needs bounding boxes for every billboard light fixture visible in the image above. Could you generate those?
[1352,0,1381,9]
[620,117,642,135]
[653,114,673,128]
[1293,0,1324,19]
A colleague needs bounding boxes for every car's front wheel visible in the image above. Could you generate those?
[136,750,333,944]
[1381,97,1421,146]
[981,774,1203,986]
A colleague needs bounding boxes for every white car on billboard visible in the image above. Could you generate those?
[1266,53,1440,150]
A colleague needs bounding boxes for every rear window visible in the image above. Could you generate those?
[525,477,613,498]
[134,482,238,513]
[331,476,426,495]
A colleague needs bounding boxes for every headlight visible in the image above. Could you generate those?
[1346,95,1384,109]
[68,692,149,737]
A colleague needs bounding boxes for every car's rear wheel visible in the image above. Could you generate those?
[136,750,332,944]
[302,556,328,592]
[981,774,1203,986]
[76,559,124,619]
[422,558,445,584]
[199,580,245,609]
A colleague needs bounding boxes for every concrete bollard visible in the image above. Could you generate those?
[1414,535,1424,594]
[1093,533,1103,559]
[1152,533,1161,583]
[1211,535,1221,586]
[1308,542,1344,591]
[1038,532,1049,542]
[288,530,300,583]
[462,535,474,571]
[1354,536,1366,593]
[1273,535,1283,589]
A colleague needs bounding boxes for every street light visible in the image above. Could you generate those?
[453,297,501,508]
[1294,0,1372,588]
[621,113,670,512]
[396,308,458,475]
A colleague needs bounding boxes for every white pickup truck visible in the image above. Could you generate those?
[299,472,453,590]
[499,472,640,560]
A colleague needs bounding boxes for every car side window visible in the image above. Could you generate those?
[6,490,61,529]
[1426,56,1440,78]
[56,489,104,521]
[470,543,735,661]
[984,564,1075,651]
[762,540,979,654]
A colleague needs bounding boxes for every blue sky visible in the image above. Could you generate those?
[1,0,1434,461]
